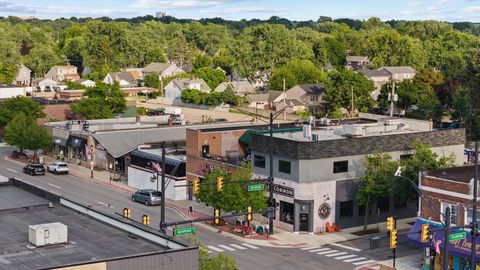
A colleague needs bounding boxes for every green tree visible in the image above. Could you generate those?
[144,72,161,88]
[184,237,237,270]
[193,54,213,71]
[221,86,238,106]
[0,96,45,125]
[196,164,267,213]
[269,60,329,90]
[193,67,226,89]
[144,47,166,64]
[357,153,398,232]
[71,82,126,119]
[324,70,375,115]
[4,113,51,155]
[25,44,62,76]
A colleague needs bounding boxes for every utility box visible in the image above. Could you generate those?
[28,222,68,247]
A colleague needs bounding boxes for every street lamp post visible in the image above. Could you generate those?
[90,145,94,178]
[109,163,113,184]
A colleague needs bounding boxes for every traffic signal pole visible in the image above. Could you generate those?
[443,206,450,270]
[269,112,274,235]
[471,141,478,268]
[393,217,396,269]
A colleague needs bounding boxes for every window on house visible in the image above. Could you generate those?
[441,203,457,226]
[333,161,348,173]
[310,95,317,101]
[339,200,354,219]
[254,155,266,168]
[278,160,291,174]
[466,209,480,224]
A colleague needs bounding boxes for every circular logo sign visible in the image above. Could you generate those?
[318,203,331,219]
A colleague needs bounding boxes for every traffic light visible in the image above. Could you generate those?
[217,176,224,192]
[142,214,150,226]
[193,178,200,194]
[390,229,398,249]
[123,208,131,219]
[247,206,253,222]
[421,224,429,243]
[214,208,220,225]
[387,216,394,231]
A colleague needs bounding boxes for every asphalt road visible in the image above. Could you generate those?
[0,146,391,270]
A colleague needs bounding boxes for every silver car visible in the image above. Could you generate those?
[131,189,162,206]
[47,162,69,175]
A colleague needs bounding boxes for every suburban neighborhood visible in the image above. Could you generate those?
[1,2,480,270]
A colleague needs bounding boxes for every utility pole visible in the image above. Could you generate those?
[160,141,166,233]
[472,141,478,268]
[283,78,286,121]
[268,112,274,235]
[390,81,396,117]
[351,85,354,117]
[443,206,450,270]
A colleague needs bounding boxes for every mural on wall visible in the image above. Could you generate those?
[318,203,331,219]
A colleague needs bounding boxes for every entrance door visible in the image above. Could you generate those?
[299,213,309,232]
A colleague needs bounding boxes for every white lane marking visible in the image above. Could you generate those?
[317,250,339,255]
[7,168,17,173]
[218,245,235,251]
[335,254,357,260]
[329,242,362,252]
[352,260,376,266]
[343,257,367,263]
[241,243,259,249]
[97,201,113,208]
[301,246,323,250]
[229,244,247,250]
[325,252,348,257]
[309,248,330,253]
[207,246,224,252]
[48,183,62,189]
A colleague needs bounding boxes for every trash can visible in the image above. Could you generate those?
[370,237,381,250]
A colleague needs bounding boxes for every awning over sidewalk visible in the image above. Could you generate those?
[407,218,480,260]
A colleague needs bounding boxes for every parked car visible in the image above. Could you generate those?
[44,86,52,92]
[148,108,165,116]
[131,189,162,206]
[171,117,183,125]
[214,118,228,123]
[23,163,46,176]
[47,162,69,174]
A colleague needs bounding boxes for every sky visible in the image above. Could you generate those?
[2,0,480,22]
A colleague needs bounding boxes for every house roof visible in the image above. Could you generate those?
[19,64,31,72]
[107,72,137,85]
[52,65,77,70]
[246,93,270,103]
[267,90,283,103]
[215,81,255,94]
[381,66,416,75]
[171,78,211,92]
[181,63,193,73]
[92,127,186,158]
[143,62,174,74]
[296,84,326,95]
[359,68,391,78]
[426,165,474,184]
[346,56,369,62]
[285,99,304,106]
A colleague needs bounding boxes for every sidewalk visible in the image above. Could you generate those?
[7,155,416,249]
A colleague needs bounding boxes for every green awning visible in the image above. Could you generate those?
[239,128,302,145]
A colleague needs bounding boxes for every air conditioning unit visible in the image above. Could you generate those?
[28,222,68,247]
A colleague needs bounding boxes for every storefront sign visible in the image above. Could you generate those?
[318,203,331,219]
[265,183,294,198]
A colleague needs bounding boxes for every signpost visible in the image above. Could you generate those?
[448,232,466,241]
[174,227,196,236]
[248,184,264,192]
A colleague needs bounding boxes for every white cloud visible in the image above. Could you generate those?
[131,0,247,9]
[464,6,480,13]
[200,6,287,14]
[407,1,423,7]
[427,6,442,12]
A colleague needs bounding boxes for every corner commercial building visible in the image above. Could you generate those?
[250,115,465,233]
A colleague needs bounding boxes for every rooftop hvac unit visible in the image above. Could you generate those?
[343,125,364,137]
[28,222,68,247]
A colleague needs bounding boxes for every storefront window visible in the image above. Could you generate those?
[278,160,291,174]
[339,200,354,219]
[466,209,480,224]
[333,161,348,173]
[254,155,265,168]
[280,201,294,224]
[441,203,457,225]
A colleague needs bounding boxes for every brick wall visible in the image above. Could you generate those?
[251,128,465,160]
[421,190,470,225]
[422,176,470,194]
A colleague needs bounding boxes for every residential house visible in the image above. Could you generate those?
[36,78,57,90]
[103,72,138,87]
[74,79,96,88]
[142,62,185,79]
[215,81,255,96]
[164,78,211,101]
[345,56,370,70]
[379,66,416,81]
[45,65,80,82]
[283,84,328,115]
[13,64,31,86]
[250,115,465,232]
[246,93,270,109]
[359,69,391,100]
[406,165,480,269]
[124,68,144,80]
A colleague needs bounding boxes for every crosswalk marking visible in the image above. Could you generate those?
[325,252,347,257]
[241,243,259,249]
[218,245,235,251]
[300,246,323,251]
[229,244,247,250]
[343,257,367,263]
[329,242,362,252]
[309,248,330,253]
[334,254,357,260]
[352,260,376,266]
[208,245,224,252]
[316,250,339,255]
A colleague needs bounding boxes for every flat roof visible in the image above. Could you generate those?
[426,165,474,183]
[0,186,167,270]
[192,122,299,133]
[0,186,50,211]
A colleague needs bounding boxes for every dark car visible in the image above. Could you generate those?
[131,189,162,206]
[214,118,228,123]
[148,109,165,116]
[23,163,46,176]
